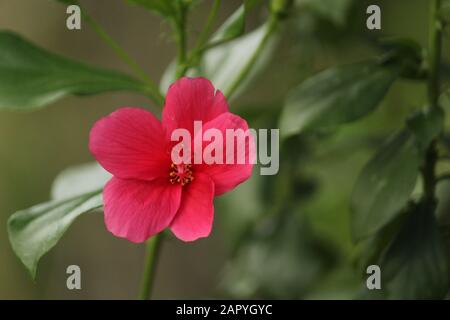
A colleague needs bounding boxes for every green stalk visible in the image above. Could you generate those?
[81,9,164,106]
[422,0,443,202]
[191,0,221,57]
[428,0,443,108]
[139,233,164,300]
[224,15,278,99]
[174,2,188,79]
[138,1,191,300]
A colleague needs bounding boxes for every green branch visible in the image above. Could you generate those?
[422,0,443,203]
[81,8,164,106]
[174,2,188,79]
[428,0,443,108]
[224,15,278,99]
[195,0,221,51]
[139,233,164,300]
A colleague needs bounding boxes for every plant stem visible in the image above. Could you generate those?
[428,0,443,108]
[139,233,164,300]
[422,0,443,203]
[174,3,188,79]
[138,1,190,301]
[81,9,164,106]
[224,15,278,99]
[196,0,221,50]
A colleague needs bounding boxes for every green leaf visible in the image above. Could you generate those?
[0,31,147,110]
[160,21,277,98]
[217,170,265,251]
[7,191,102,278]
[298,0,354,25]
[208,5,246,46]
[380,201,449,299]
[279,63,397,138]
[377,38,424,80]
[223,211,336,298]
[126,0,176,18]
[407,107,444,153]
[51,162,111,200]
[351,130,420,241]
[8,162,110,278]
[356,212,406,275]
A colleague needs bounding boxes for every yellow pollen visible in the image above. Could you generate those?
[169,163,194,186]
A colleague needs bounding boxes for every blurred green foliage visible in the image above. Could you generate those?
[1,0,450,300]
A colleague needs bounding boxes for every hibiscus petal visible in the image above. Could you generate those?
[162,77,229,136]
[104,177,182,243]
[197,112,255,196]
[170,173,215,242]
[89,107,170,181]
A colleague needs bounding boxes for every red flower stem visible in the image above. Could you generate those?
[139,233,164,300]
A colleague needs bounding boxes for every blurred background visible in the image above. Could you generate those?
[0,0,447,299]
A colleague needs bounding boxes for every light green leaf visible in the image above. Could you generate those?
[279,63,397,137]
[380,201,448,299]
[51,162,111,200]
[351,130,420,241]
[208,4,246,46]
[0,31,147,110]
[160,22,277,98]
[7,191,102,278]
[126,0,176,18]
[8,162,110,278]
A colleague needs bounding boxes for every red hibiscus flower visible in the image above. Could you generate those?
[89,77,254,242]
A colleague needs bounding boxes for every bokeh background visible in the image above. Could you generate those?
[0,0,447,299]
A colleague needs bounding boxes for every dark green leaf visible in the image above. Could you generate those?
[377,38,425,80]
[351,130,420,241]
[223,211,336,298]
[356,210,407,277]
[0,31,147,110]
[8,191,102,278]
[407,107,444,153]
[279,63,397,137]
[380,201,449,299]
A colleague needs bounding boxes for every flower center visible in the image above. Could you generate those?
[169,163,194,186]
